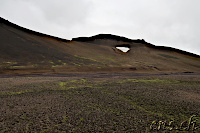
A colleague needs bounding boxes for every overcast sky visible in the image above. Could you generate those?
[0,0,200,55]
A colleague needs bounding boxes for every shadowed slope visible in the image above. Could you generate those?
[0,17,200,74]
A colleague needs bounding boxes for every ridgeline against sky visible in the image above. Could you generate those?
[0,17,200,74]
[0,0,200,55]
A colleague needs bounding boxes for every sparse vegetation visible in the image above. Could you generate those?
[158,54,179,59]
[0,74,199,132]
[95,56,115,62]
[1,17,200,132]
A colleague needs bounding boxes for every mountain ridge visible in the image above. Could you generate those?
[72,34,200,58]
[1,17,199,58]
[0,17,200,74]
[0,17,70,42]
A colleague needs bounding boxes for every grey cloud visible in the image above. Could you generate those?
[0,0,93,39]
[30,0,93,25]
[0,0,200,54]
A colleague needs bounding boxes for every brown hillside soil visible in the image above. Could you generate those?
[0,73,200,132]
[1,18,200,74]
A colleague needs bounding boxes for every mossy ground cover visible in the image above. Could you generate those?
[158,54,179,59]
[0,74,199,132]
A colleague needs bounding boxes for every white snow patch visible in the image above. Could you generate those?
[116,47,130,52]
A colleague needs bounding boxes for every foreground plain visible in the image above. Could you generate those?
[0,73,200,132]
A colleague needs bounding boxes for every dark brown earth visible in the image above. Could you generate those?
[0,17,200,75]
[0,17,200,132]
[0,73,200,132]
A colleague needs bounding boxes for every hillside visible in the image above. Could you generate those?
[0,17,200,74]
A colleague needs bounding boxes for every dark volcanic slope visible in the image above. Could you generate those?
[73,34,200,58]
[0,17,200,74]
[0,18,104,73]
